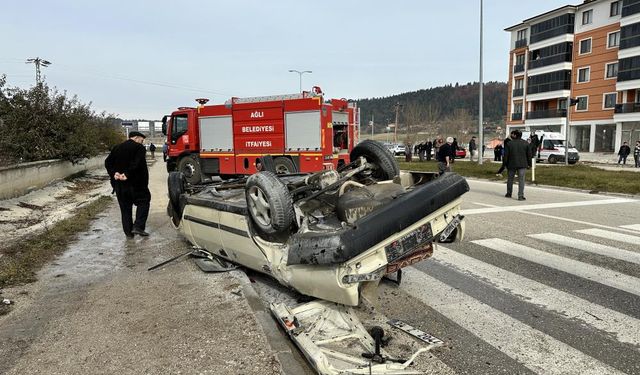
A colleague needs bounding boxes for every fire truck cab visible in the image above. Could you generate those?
[162,87,359,184]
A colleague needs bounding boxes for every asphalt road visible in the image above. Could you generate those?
[253,177,640,374]
[378,178,640,374]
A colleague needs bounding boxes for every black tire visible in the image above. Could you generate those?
[548,155,558,164]
[245,171,294,236]
[569,161,577,165]
[178,155,202,184]
[168,172,185,224]
[350,140,400,180]
[274,157,297,174]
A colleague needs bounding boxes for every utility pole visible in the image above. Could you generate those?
[371,115,375,138]
[478,0,484,165]
[394,102,403,143]
[26,57,51,85]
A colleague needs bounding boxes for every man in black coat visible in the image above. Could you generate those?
[105,131,151,238]
[503,130,532,201]
[437,137,454,175]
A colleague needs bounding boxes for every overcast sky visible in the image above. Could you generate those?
[1,0,568,119]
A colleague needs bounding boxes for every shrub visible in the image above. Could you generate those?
[0,75,124,165]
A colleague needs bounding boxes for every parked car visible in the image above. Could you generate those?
[522,131,580,164]
[390,144,406,156]
[456,147,467,158]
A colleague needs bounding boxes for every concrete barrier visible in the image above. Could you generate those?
[0,155,107,200]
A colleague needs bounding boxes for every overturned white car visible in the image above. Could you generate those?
[167,140,468,373]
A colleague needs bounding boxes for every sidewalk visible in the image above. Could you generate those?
[0,159,288,374]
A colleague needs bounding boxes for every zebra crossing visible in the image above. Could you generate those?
[396,224,640,374]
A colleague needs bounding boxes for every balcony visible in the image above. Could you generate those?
[530,25,574,44]
[527,81,571,95]
[526,109,567,119]
[528,53,572,70]
[618,68,640,81]
[511,113,523,121]
[515,38,528,48]
[614,103,640,113]
[514,64,525,73]
[512,88,524,97]
[622,0,640,17]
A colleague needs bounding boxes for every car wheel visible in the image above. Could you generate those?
[245,171,294,235]
[178,155,202,184]
[569,161,577,165]
[548,155,558,164]
[274,157,297,174]
[168,171,185,224]
[350,140,400,180]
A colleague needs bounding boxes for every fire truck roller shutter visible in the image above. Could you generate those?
[285,111,321,152]
[199,116,233,152]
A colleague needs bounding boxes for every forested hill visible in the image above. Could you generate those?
[356,82,507,134]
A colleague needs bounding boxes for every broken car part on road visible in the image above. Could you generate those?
[166,140,469,374]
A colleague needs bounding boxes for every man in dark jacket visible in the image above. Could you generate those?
[437,137,454,175]
[503,130,532,201]
[105,131,151,238]
[618,142,631,165]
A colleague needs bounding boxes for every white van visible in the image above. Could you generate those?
[522,131,580,164]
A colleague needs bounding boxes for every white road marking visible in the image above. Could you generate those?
[621,224,640,232]
[472,238,640,297]
[461,198,636,216]
[576,228,640,246]
[529,233,640,265]
[434,245,640,347]
[402,267,625,375]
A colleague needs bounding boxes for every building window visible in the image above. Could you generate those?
[608,31,620,48]
[516,54,525,66]
[514,102,523,114]
[611,1,621,17]
[517,29,527,41]
[576,96,588,111]
[577,67,590,83]
[582,9,593,25]
[515,78,524,89]
[580,38,592,54]
[606,62,619,78]
[603,93,617,109]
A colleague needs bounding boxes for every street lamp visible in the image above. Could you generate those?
[288,69,312,93]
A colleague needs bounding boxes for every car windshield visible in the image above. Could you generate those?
[547,139,574,148]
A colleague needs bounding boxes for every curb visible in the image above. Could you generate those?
[231,271,310,375]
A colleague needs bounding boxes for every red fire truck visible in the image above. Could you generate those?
[162,87,359,184]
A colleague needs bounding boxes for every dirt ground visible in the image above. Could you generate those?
[0,160,283,374]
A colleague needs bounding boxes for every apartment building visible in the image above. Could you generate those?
[505,0,640,153]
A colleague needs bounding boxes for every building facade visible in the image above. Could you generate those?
[505,0,640,153]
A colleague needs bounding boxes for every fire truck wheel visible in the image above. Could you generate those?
[178,155,202,184]
[274,157,297,174]
[245,171,294,236]
[168,171,185,223]
[350,140,400,180]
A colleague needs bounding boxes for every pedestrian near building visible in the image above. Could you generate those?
[149,142,157,159]
[468,136,477,161]
[634,140,640,168]
[437,137,454,175]
[494,143,503,161]
[425,140,433,161]
[618,142,631,165]
[105,131,151,238]
[503,130,531,201]
[496,137,511,176]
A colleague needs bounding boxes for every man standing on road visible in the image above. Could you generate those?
[468,136,477,161]
[437,137,454,175]
[634,140,640,168]
[105,131,151,238]
[503,130,532,201]
[618,141,631,165]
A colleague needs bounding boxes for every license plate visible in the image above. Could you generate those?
[385,222,433,263]
[388,319,444,347]
[439,214,463,242]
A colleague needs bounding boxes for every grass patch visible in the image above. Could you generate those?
[0,195,112,288]
[398,160,640,195]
